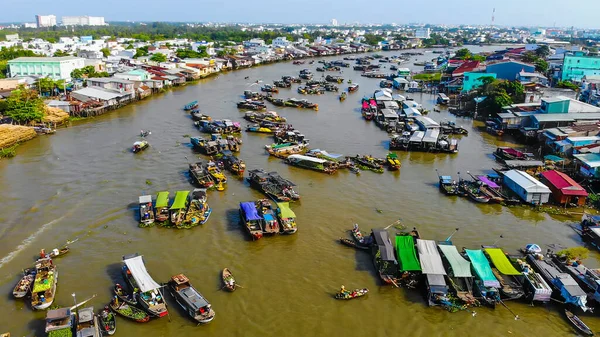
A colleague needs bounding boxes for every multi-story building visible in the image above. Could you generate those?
[562,54,600,82]
[23,23,37,28]
[272,37,290,48]
[415,28,431,39]
[8,56,85,81]
[36,14,56,28]
[62,16,105,26]
[331,19,338,27]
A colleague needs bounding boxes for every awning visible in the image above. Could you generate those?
[477,176,500,189]
[155,192,169,208]
[123,255,161,293]
[276,202,296,219]
[484,248,522,275]
[170,191,189,210]
[427,274,448,294]
[416,239,446,275]
[395,235,421,271]
[139,195,152,204]
[372,229,397,262]
[438,244,472,278]
[240,202,262,221]
[465,249,500,288]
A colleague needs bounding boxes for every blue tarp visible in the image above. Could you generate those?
[240,202,262,221]
[441,176,452,183]
[263,214,274,221]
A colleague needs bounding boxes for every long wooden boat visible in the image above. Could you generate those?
[285,154,338,174]
[334,288,368,300]
[109,299,150,323]
[265,142,308,158]
[138,195,155,227]
[339,238,369,251]
[459,180,490,203]
[565,308,594,336]
[98,307,116,335]
[463,249,501,308]
[169,190,190,227]
[395,232,421,288]
[48,247,69,259]
[438,175,459,195]
[189,161,215,189]
[182,189,212,227]
[247,169,300,202]
[113,283,137,306]
[351,224,367,244]
[349,155,384,173]
[45,307,74,337]
[13,268,36,298]
[184,101,198,111]
[437,242,479,308]
[256,199,280,234]
[31,257,58,310]
[513,258,552,303]
[122,253,168,318]
[370,229,400,285]
[154,191,170,224]
[482,247,525,300]
[206,161,227,191]
[239,202,264,240]
[222,268,236,292]
[276,202,297,234]
[168,274,215,324]
[75,306,101,337]
[218,152,246,176]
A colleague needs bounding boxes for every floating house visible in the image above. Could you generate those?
[503,170,551,205]
[540,170,588,206]
[573,153,600,179]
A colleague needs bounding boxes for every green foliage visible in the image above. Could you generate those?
[196,46,209,57]
[557,247,590,261]
[0,60,7,78]
[455,48,470,59]
[71,65,109,79]
[556,80,579,91]
[521,52,538,64]
[150,53,167,63]
[37,78,66,95]
[535,59,549,73]
[535,45,550,58]
[134,46,149,58]
[0,144,18,158]
[470,54,486,62]
[362,34,384,46]
[422,33,450,47]
[4,86,45,124]
[53,50,70,57]
[413,73,442,81]
[0,46,40,60]
[126,44,134,50]
[100,47,111,57]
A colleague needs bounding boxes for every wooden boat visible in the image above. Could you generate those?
[437,242,479,308]
[265,142,308,158]
[154,191,170,224]
[247,169,300,202]
[13,268,35,298]
[260,84,279,93]
[438,175,459,195]
[276,202,297,234]
[283,98,318,110]
[184,101,198,111]
[565,308,594,336]
[482,247,525,300]
[339,238,369,251]
[206,161,227,191]
[122,254,168,318]
[348,83,359,92]
[189,161,215,189]
[514,258,552,303]
[138,195,155,227]
[109,299,150,323]
[463,249,501,308]
[386,153,401,170]
[222,268,236,292]
[31,257,58,310]
[169,190,190,227]
[459,180,490,203]
[182,189,212,227]
[218,152,246,176]
[334,288,368,300]
[371,230,400,285]
[75,307,101,337]
[98,307,116,335]
[244,111,287,124]
[256,199,280,234]
[191,110,212,122]
[351,224,367,244]
[45,307,74,337]
[168,274,215,324]
[48,247,69,259]
[237,100,266,110]
[349,155,384,173]
[239,201,264,240]
[246,123,279,134]
[132,140,149,153]
[113,283,137,306]
[273,80,291,88]
[140,130,151,137]
[494,147,528,162]
[339,92,346,101]
[285,154,339,174]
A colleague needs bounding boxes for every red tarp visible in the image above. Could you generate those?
[541,170,588,196]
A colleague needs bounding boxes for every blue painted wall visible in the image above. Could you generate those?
[486,61,535,80]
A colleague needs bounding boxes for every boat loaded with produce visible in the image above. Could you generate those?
[45,307,74,337]
[122,254,169,318]
[370,229,400,286]
[31,257,58,310]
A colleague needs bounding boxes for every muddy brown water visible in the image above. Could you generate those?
[0,46,596,336]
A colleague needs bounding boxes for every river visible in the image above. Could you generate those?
[0,45,596,337]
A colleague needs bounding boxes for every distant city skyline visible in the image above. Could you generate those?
[2,0,600,29]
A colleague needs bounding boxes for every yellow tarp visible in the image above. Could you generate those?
[484,248,522,276]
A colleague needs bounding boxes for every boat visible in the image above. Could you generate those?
[169,190,190,227]
[386,153,401,170]
[184,101,198,111]
[349,155,384,173]
[200,120,242,135]
[464,249,501,308]
[256,199,280,235]
[237,100,266,111]
[246,123,279,134]
[482,247,525,300]
[239,202,264,240]
[494,147,529,162]
[579,214,600,249]
[206,161,227,191]
[440,121,468,135]
[140,130,151,137]
[98,307,116,335]
[459,180,490,203]
[474,175,508,204]
[351,224,367,244]
[244,111,287,124]
[191,137,218,156]
[113,283,137,306]
[282,76,301,83]
[190,110,212,122]
[371,229,400,285]
[265,142,308,158]
[218,152,246,176]
[306,149,345,163]
[437,243,479,308]
[132,140,149,153]
[438,175,459,195]
[48,247,69,259]
[275,202,297,234]
[108,298,150,323]
[513,257,552,303]
[189,161,215,189]
[154,191,170,224]
[389,133,410,150]
[285,154,338,174]
[45,307,74,337]
[75,307,101,337]
[325,75,344,83]
[339,238,370,251]
[416,239,453,308]
[339,92,347,101]
[222,268,237,292]
[348,83,359,92]
[261,84,279,94]
[13,268,36,298]
[436,93,450,105]
[31,257,58,310]
[395,233,422,288]
[167,274,215,324]
[247,169,300,202]
[182,189,212,227]
[273,80,291,88]
[138,195,155,227]
[243,91,265,100]
[334,288,368,300]
[122,253,169,318]
[283,98,318,110]
[564,308,594,336]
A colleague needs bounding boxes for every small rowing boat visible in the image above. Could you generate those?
[334,287,368,300]
[109,299,150,323]
[113,283,137,306]
[222,268,236,292]
[12,268,35,298]
[48,247,69,258]
[98,306,117,335]
[564,308,594,336]
[339,238,369,251]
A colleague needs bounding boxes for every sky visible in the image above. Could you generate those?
[2,0,600,29]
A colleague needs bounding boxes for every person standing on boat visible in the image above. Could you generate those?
[40,249,46,259]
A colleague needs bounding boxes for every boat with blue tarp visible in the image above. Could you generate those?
[256,199,280,235]
[438,175,458,195]
[464,249,501,308]
[184,101,198,111]
[239,202,264,240]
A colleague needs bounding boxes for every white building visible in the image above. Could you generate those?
[5,34,19,42]
[23,23,37,28]
[415,28,431,39]
[36,14,57,28]
[243,38,265,48]
[62,16,105,26]
[331,19,338,27]
[272,37,290,48]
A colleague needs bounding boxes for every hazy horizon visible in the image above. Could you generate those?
[3,0,600,29]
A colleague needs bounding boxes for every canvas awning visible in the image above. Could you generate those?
[155,192,169,208]
[276,202,296,219]
[426,274,448,294]
[240,202,262,221]
[409,131,425,142]
[416,239,447,275]
[123,255,161,293]
[372,229,397,262]
[477,176,500,189]
[139,195,152,204]
[170,190,189,210]
[395,235,421,271]
[465,249,500,288]
[438,244,472,278]
[484,248,522,275]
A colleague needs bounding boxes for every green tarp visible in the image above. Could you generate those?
[438,244,472,278]
[170,190,189,210]
[276,202,296,219]
[395,235,421,272]
[465,249,500,288]
[484,248,522,276]
[155,191,170,208]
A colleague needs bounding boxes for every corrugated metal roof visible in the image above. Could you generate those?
[540,170,588,196]
[504,170,551,193]
[574,153,600,167]
[72,87,127,101]
[8,56,83,63]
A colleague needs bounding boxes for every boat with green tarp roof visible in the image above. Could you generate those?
[464,249,500,308]
[276,202,297,234]
[483,247,525,300]
[437,243,479,308]
[154,192,170,224]
[169,191,189,228]
[395,234,421,288]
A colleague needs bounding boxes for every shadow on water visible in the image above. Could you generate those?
[224,208,251,242]
[105,262,124,284]
[27,317,46,337]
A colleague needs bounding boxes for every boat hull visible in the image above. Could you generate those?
[31,269,57,310]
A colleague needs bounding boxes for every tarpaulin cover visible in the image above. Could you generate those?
[123,255,161,293]
[465,249,500,288]
[484,248,522,275]
[416,239,447,275]
[438,244,472,278]
[477,176,500,189]
[240,202,262,221]
[395,235,421,272]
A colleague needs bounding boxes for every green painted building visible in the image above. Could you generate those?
[8,56,85,80]
[462,72,496,93]
[562,54,600,82]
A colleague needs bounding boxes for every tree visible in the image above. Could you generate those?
[150,53,167,63]
[53,50,70,57]
[521,52,538,64]
[134,46,148,58]
[535,45,550,58]
[126,44,134,50]
[363,34,384,46]
[197,46,208,57]
[535,59,549,73]
[556,80,580,91]
[100,47,111,57]
[3,86,45,124]
[455,48,470,59]
[557,247,589,261]
[71,65,110,79]
[0,60,7,79]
